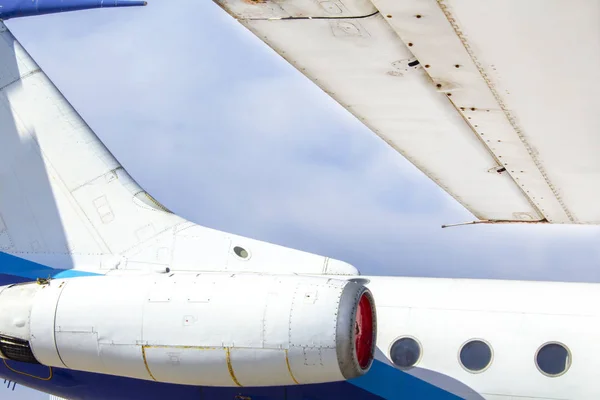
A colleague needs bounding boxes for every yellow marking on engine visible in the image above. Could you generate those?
[285,349,300,385]
[3,359,52,381]
[144,345,219,350]
[141,346,157,381]
[226,347,243,387]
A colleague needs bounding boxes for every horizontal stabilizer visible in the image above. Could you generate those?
[0,0,146,20]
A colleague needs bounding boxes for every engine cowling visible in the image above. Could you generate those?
[0,273,376,387]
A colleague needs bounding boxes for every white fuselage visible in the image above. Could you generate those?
[362,276,597,399]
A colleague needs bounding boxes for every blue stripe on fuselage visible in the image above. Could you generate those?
[0,360,385,400]
[0,251,98,280]
[351,360,462,399]
[0,252,61,280]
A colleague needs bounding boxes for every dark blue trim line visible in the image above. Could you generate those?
[0,252,97,280]
[0,0,146,20]
[351,360,462,399]
[0,358,461,400]
[0,356,385,400]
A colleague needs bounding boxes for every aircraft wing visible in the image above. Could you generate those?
[215,0,600,225]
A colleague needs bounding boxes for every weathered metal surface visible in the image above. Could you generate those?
[216,0,600,224]
[217,0,376,19]
[216,1,541,222]
[373,0,575,223]
[435,0,600,224]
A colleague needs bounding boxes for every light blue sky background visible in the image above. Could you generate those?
[4,0,600,398]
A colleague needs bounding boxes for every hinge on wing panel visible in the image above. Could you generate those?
[487,166,506,174]
[387,58,421,76]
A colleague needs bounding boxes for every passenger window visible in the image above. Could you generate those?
[459,339,493,373]
[536,342,571,377]
[389,337,421,368]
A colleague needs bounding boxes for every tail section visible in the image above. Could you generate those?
[0,21,358,278]
[0,21,184,271]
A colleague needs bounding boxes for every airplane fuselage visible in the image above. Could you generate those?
[0,267,595,399]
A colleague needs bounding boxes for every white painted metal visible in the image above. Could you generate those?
[0,275,372,387]
[436,0,600,223]
[217,0,376,19]
[2,2,600,399]
[231,12,538,223]
[216,0,600,224]
[0,283,39,341]
[29,281,69,368]
[372,0,570,223]
[362,276,600,399]
[0,22,358,276]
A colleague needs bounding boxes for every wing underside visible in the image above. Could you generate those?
[215,0,600,225]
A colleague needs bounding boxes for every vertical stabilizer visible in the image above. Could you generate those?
[0,21,358,277]
[0,21,184,270]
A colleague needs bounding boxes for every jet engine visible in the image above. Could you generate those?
[0,273,376,387]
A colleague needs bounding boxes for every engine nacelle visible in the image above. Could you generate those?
[0,273,376,387]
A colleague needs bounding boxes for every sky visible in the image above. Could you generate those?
[3,0,600,398]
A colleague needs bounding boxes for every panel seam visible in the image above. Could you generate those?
[436,0,575,222]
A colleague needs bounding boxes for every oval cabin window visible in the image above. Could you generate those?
[459,339,493,373]
[536,342,571,377]
[390,337,421,368]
